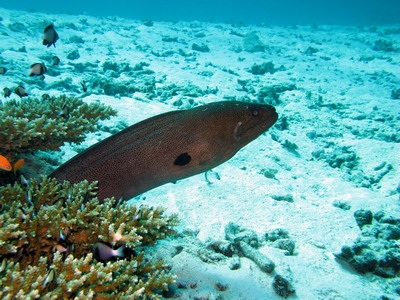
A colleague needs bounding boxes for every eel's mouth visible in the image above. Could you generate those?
[261,105,279,128]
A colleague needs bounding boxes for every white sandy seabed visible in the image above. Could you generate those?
[0,7,399,300]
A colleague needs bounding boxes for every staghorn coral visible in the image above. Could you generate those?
[0,94,117,158]
[0,177,178,298]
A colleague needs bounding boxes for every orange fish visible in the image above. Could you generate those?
[13,158,25,174]
[0,155,12,171]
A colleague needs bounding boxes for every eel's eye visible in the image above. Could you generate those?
[251,109,259,116]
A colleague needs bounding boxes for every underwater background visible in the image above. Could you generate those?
[0,1,400,299]
[2,0,400,25]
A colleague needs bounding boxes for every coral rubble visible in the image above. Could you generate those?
[0,177,178,298]
[335,210,400,279]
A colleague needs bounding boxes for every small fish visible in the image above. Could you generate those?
[57,103,70,118]
[42,94,50,101]
[14,86,28,98]
[20,174,29,186]
[66,187,73,203]
[13,158,24,174]
[0,155,12,171]
[43,269,55,286]
[43,24,59,48]
[81,80,87,92]
[0,259,6,272]
[52,56,60,66]
[29,63,47,76]
[93,242,125,261]
[59,229,68,241]
[3,87,11,97]
[54,244,68,253]
[19,207,28,220]
[26,189,33,206]
[0,67,7,75]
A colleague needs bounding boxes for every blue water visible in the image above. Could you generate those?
[1,0,400,25]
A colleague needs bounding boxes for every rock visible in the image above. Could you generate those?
[225,222,259,248]
[335,235,400,278]
[260,168,278,179]
[197,248,226,263]
[192,43,210,52]
[391,88,400,99]
[332,200,351,210]
[374,211,386,222]
[265,228,290,242]
[271,194,294,202]
[372,39,396,52]
[354,209,373,229]
[214,282,229,291]
[274,239,296,256]
[249,61,278,75]
[238,241,275,273]
[229,254,241,270]
[66,49,80,60]
[206,240,235,257]
[272,275,295,298]
[379,224,400,240]
[243,31,265,52]
[380,217,400,226]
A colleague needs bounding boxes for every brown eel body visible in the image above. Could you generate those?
[50,101,278,201]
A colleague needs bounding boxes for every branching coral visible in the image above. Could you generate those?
[0,94,117,158]
[0,177,178,298]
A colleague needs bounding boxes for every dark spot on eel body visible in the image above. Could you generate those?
[174,152,192,166]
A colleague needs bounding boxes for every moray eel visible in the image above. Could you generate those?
[50,101,278,201]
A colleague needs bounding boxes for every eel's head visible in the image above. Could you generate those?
[230,102,278,145]
[196,101,278,165]
[170,101,278,174]
[210,101,278,149]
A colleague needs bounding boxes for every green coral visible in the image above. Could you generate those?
[0,177,178,298]
[0,94,117,158]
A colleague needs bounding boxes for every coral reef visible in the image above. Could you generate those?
[335,210,400,279]
[0,94,117,158]
[0,177,179,298]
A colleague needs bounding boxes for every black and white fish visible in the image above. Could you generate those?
[43,24,59,47]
